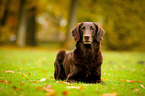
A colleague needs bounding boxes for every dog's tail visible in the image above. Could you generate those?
[54,50,66,80]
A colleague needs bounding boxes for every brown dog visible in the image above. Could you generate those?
[54,22,104,83]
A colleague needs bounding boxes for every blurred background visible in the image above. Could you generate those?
[0,0,145,51]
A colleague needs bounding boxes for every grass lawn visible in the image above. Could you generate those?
[0,47,145,96]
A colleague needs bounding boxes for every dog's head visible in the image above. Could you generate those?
[72,22,104,44]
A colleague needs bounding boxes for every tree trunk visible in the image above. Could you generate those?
[17,0,26,47]
[26,7,37,46]
[0,0,10,26]
[64,0,77,49]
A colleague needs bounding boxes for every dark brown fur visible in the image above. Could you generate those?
[54,22,104,83]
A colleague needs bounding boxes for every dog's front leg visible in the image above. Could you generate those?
[66,67,79,83]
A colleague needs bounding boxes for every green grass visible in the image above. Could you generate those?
[0,48,145,96]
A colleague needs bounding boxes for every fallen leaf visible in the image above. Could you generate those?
[20,67,22,71]
[43,87,53,92]
[0,80,11,84]
[140,84,145,89]
[45,85,52,89]
[136,80,142,83]
[36,69,40,72]
[62,90,69,95]
[45,90,56,96]
[132,68,136,71]
[83,84,88,86]
[103,87,107,89]
[39,78,46,82]
[5,70,15,73]
[21,81,24,85]
[129,80,135,83]
[134,89,139,92]
[13,86,23,91]
[43,84,52,92]
[56,81,73,85]
[127,80,135,83]
[43,85,56,96]
[67,86,79,89]
[50,76,54,78]
[67,86,85,91]
[102,78,108,81]
[101,92,117,96]
[78,86,84,91]
[33,81,38,83]
[44,69,47,73]
[96,88,99,92]
[22,73,27,77]
[121,80,126,82]
[36,86,42,91]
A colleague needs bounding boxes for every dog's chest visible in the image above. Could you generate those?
[74,57,98,70]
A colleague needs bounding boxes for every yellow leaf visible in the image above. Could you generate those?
[78,86,84,91]
[44,69,47,73]
[22,73,27,77]
[121,80,126,82]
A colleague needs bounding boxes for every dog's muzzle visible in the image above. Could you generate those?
[83,34,92,44]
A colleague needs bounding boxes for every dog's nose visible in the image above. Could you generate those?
[84,35,89,40]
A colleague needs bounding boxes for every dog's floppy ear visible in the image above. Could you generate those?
[94,23,105,42]
[72,23,82,41]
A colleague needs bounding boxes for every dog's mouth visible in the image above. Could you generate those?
[83,41,92,44]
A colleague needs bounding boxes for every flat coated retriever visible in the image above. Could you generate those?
[54,22,104,83]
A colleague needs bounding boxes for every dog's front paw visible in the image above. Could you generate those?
[66,79,77,83]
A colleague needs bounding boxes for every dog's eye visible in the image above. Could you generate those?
[90,26,94,30]
[82,26,85,30]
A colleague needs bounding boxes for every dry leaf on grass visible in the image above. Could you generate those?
[22,73,27,77]
[21,81,24,85]
[44,69,47,73]
[56,81,73,85]
[134,89,140,92]
[140,84,145,89]
[121,80,142,83]
[62,90,69,95]
[36,86,42,91]
[45,85,52,89]
[136,80,142,83]
[13,86,23,91]
[0,80,11,84]
[39,78,47,82]
[43,85,56,96]
[45,91,56,96]
[5,70,15,73]
[101,92,117,96]
[33,81,38,83]
[67,86,85,91]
